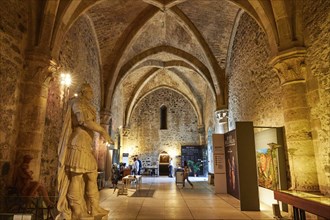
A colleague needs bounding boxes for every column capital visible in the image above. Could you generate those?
[269,47,307,85]
[122,127,130,137]
[215,109,228,124]
[100,110,112,126]
[24,51,59,85]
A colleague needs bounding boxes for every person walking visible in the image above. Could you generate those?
[111,163,120,193]
[182,160,193,188]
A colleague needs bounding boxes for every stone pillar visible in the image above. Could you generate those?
[215,109,229,134]
[16,52,58,180]
[198,125,206,145]
[271,48,319,191]
[99,110,112,181]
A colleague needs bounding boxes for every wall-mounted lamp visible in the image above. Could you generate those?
[60,73,72,87]
[60,72,72,117]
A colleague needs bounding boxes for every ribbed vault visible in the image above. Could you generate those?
[26,0,308,132]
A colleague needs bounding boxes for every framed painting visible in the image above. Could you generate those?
[159,154,169,163]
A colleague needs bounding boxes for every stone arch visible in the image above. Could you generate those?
[106,46,216,109]
[42,0,301,61]
[169,7,225,103]
[36,0,303,112]
[126,85,203,129]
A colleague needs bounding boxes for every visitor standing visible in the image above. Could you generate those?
[168,158,173,177]
[132,158,139,175]
[137,157,142,175]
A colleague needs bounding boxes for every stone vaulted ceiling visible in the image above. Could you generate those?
[33,0,305,128]
[82,0,240,126]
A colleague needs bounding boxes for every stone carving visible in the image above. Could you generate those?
[100,110,111,126]
[13,155,54,207]
[270,49,307,85]
[24,53,59,85]
[122,127,130,137]
[57,83,113,219]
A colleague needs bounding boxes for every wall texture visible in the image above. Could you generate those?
[228,13,283,129]
[303,0,330,194]
[227,6,329,194]
[122,88,200,167]
[227,12,287,187]
[0,0,28,192]
[40,15,103,194]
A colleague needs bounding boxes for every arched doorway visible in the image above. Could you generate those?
[159,151,170,176]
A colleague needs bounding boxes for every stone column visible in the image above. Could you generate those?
[271,48,319,191]
[99,110,112,181]
[214,109,229,134]
[16,52,58,180]
[198,125,206,145]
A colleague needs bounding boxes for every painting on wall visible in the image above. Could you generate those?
[256,147,278,189]
[159,154,169,164]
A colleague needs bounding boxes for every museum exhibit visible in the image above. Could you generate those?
[0,0,329,219]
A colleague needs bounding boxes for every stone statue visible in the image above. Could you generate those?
[57,83,113,219]
[14,155,54,207]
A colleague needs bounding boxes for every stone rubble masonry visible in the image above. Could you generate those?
[122,88,199,163]
[303,0,330,195]
[0,0,28,190]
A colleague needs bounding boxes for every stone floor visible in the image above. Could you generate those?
[98,176,281,220]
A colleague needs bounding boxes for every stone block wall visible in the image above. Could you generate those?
[303,0,330,194]
[40,15,103,194]
[122,88,200,167]
[228,4,330,194]
[227,12,287,187]
[0,0,28,193]
[228,13,283,129]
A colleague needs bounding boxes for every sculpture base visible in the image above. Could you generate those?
[56,213,109,220]
[80,217,94,220]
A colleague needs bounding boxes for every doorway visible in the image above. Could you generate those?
[159,151,170,176]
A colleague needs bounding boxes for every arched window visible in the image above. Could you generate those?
[160,105,167,129]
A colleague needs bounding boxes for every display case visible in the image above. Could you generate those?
[175,168,184,185]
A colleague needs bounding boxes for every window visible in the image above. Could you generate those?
[160,105,167,129]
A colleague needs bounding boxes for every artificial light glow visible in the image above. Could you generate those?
[60,73,72,86]
[74,93,78,97]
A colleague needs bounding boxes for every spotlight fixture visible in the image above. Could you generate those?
[60,73,72,87]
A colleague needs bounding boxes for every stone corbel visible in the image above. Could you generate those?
[269,47,307,85]
[215,109,228,124]
[122,127,130,137]
[100,110,112,126]
[24,52,59,86]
